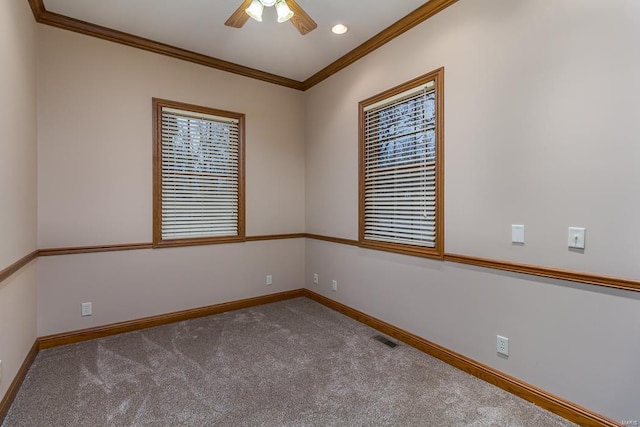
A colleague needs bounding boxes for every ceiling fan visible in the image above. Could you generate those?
[225,0,318,35]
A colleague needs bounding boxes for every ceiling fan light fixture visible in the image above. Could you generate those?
[246,0,264,22]
[227,0,315,35]
[275,0,294,23]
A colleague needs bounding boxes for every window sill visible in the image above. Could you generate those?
[358,240,444,260]
[152,236,246,249]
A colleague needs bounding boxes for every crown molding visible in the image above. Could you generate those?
[27,0,458,91]
[27,0,304,90]
[301,0,458,89]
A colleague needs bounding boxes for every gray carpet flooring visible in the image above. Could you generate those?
[2,298,576,426]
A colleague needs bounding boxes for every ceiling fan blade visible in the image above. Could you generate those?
[225,0,253,28]
[287,0,317,35]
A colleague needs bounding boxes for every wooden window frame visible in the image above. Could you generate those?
[358,68,444,259]
[153,98,246,248]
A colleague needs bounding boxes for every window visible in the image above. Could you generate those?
[359,68,444,259]
[153,98,245,247]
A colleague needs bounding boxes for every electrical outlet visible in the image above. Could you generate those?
[313,273,319,285]
[266,275,273,286]
[81,302,92,317]
[497,335,509,356]
[332,280,337,292]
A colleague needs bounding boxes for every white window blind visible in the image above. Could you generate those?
[363,81,437,248]
[160,106,240,240]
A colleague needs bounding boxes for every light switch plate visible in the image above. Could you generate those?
[511,225,525,244]
[568,227,586,249]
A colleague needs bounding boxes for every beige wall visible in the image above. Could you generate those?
[38,240,305,336]
[0,0,38,401]
[0,1,38,265]
[305,0,640,421]
[307,0,640,279]
[0,269,37,400]
[36,26,306,334]
[37,26,306,247]
[8,0,639,422]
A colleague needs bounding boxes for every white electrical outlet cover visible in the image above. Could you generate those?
[81,302,92,316]
[497,335,509,356]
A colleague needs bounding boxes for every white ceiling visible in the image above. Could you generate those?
[43,0,430,82]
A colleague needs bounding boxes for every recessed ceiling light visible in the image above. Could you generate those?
[331,24,348,35]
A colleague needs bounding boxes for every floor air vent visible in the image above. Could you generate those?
[374,335,398,348]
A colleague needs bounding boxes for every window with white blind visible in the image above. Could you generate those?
[153,98,245,247]
[359,68,444,258]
